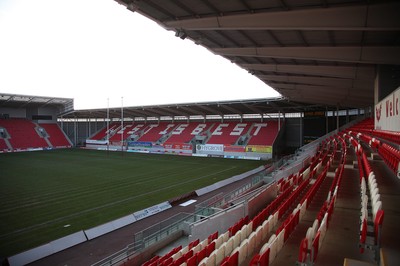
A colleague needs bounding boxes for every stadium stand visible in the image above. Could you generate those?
[0,118,48,150]
[39,123,71,148]
[86,120,281,152]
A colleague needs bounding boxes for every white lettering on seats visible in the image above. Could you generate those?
[159,124,175,135]
[118,124,133,134]
[144,124,158,135]
[230,123,248,136]
[127,124,144,134]
[253,123,267,135]
[212,124,229,135]
[191,124,207,135]
[172,124,188,135]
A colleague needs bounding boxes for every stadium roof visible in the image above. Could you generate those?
[0,93,74,113]
[61,97,329,119]
[115,0,400,109]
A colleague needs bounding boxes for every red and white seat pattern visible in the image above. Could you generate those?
[207,122,252,145]
[165,122,213,144]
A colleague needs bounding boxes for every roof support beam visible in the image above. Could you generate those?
[259,75,373,89]
[217,104,243,115]
[240,64,376,79]
[271,82,372,92]
[163,3,400,31]
[214,46,400,65]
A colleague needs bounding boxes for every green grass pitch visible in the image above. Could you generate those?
[0,149,266,257]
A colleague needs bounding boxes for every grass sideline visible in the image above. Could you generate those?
[0,149,266,257]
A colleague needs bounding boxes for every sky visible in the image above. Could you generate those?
[0,0,279,110]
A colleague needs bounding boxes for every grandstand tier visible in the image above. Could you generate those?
[0,119,72,152]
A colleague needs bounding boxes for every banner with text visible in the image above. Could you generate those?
[246,145,273,153]
[224,145,246,153]
[163,143,193,150]
[127,141,153,148]
[196,144,224,155]
[375,87,400,131]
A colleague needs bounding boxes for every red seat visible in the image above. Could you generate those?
[298,238,309,263]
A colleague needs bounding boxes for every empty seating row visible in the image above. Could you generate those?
[348,129,400,179]
[250,142,336,266]
[343,128,385,261]
[377,143,400,178]
[359,155,384,257]
[296,136,347,265]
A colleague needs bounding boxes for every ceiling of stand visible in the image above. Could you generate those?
[115,0,400,109]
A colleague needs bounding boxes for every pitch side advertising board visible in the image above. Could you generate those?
[163,143,193,150]
[127,141,152,148]
[196,144,224,155]
[246,145,273,153]
[375,87,400,132]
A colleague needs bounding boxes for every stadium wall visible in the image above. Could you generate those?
[0,106,60,123]
[375,86,400,131]
[0,107,27,118]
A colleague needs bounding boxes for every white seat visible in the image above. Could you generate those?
[231,246,240,257]
[171,251,182,261]
[306,227,314,249]
[273,212,279,228]
[267,215,273,228]
[312,219,319,237]
[200,238,209,250]
[225,237,234,256]
[260,242,270,255]
[192,243,201,254]
[369,181,377,192]
[248,232,257,255]
[268,234,276,244]
[215,243,226,266]
[372,193,380,207]
[371,187,379,199]
[373,201,382,220]
[241,224,249,240]
[233,230,242,249]
[181,246,188,255]
[300,201,307,220]
[247,221,253,234]
[269,237,277,264]
[277,229,285,251]
[255,226,263,247]
[207,250,217,266]
[215,234,224,249]
[222,231,230,243]
[261,219,269,241]
[238,240,248,265]
[198,257,208,266]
